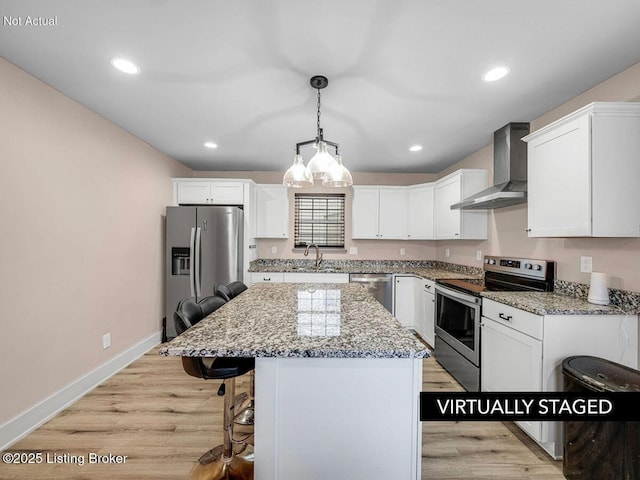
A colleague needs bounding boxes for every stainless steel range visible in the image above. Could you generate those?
[434,256,555,392]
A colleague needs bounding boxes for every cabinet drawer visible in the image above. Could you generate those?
[250,272,284,284]
[482,299,543,340]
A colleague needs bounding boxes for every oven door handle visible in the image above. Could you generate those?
[435,285,481,306]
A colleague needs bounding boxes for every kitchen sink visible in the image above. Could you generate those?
[289,266,343,272]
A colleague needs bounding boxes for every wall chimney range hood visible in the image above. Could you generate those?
[451,122,530,210]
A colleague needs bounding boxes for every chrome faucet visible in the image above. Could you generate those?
[304,243,323,268]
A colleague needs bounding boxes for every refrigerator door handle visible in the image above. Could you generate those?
[194,227,202,298]
[189,227,196,298]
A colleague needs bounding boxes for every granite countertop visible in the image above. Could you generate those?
[160,283,430,359]
[482,291,631,316]
[401,267,480,281]
[249,259,482,281]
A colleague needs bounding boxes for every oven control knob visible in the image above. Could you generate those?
[484,258,489,264]
[533,264,542,271]
[488,259,496,265]
[524,263,532,270]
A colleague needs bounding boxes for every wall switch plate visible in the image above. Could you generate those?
[349,247,358,255]
[580,256,593,273]
[445,248,450,258]
[102,333,111,349]
[400,247,406,256]
[271,246,277,254]
[476,250,482,261]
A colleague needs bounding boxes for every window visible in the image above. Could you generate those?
[294,193,345,249]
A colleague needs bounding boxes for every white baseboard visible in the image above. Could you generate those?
[0,331,161,451]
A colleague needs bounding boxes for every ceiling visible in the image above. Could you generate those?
[2,1,640,174]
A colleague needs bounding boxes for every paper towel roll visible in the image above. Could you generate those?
[588,272,609,305]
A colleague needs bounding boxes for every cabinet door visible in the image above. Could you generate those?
[352,187,380,239]
[378,188,408,239]
[591,114,640,237]
[394,276,416,328]
[407,184,434,240]
[255,185,289,238]
[283,273,349,283]
[177,182,212,205]
[422,285,435,347]
[210,182,244,205]
[435,175,462,239]
[527,115,591,237]
[481,317,543,442]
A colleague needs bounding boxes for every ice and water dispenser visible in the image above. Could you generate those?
[171,247,190,276]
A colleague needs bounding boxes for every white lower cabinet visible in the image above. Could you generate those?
[420,281,435,346]
[282,273,349,283]
[250,272,350,286]
[393,275,424,331]
[250,272,285,284]
[394,276,435,341]
[481,298,639,459]
[481,315,543,442]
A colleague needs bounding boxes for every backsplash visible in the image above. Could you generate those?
[555,280,640,314]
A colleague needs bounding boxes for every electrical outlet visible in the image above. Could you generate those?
[580,256,593,273]
[400,247,406,256]
[476,250,482,261]
[349,247,358,255]
[102,333,111,349]
[271,246,277,254]
[445,248,450,258]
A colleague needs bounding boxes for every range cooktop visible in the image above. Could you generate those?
[436,256,556,296]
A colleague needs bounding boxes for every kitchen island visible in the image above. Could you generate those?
[160,282,429,480]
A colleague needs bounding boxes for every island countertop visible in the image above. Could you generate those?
[160,282,430,359]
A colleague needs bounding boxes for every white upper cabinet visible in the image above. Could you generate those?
[351,187,379,239]
[434,169,489,240]
[255,184,289,238]
[176,180,244,205]
[378,188,408,239]
[352,186,407,239]
[524,102,640,237]
[406,183,434,240]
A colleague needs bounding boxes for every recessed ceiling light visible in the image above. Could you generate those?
[204,142,218,149]
[483,66,510,82]
[110,57,140,75]
[409,145,423,152]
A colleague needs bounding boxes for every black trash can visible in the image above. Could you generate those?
[562,355,640,480]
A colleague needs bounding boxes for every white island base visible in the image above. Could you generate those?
[254,357,423,480]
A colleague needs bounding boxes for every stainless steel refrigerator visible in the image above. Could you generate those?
[165,206,243,339]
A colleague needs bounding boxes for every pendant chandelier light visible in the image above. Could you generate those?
[283,75,353,188]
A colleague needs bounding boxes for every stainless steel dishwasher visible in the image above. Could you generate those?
[349,273,393,313]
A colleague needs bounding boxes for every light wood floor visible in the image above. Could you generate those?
[1,347,564,479]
